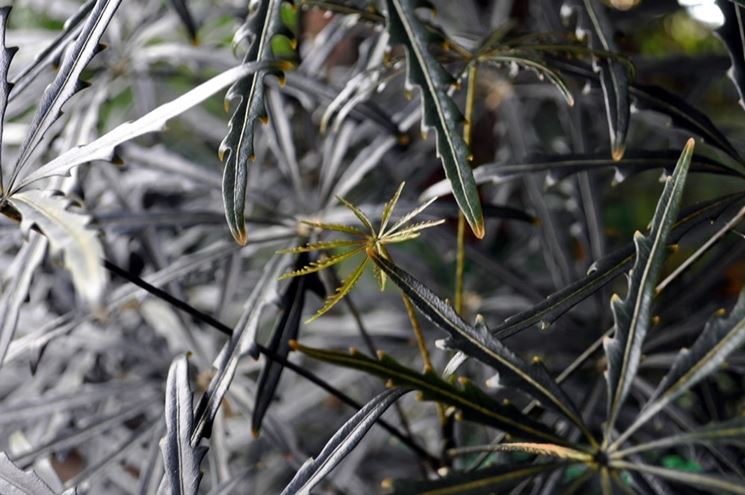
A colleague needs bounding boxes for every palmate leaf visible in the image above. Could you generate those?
[13,63,271,191]
[369,250,596,446]
[7,190,106,305]
[293,342,569,445]
[614,289,745,448]
[220,0,297,245]
[7,0,123,190]
[160,354,207,495]
[280,387,409,495]
[383,0,484,238]
[0,452,75,495]
[0,6,16,190]
[278,247,364,280]
[565,0,630,160]
[307,257,369,322]
[385,462,563,495]
[603,139,694,440]
[716,0,745,110]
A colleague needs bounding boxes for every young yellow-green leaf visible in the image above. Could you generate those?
[276,239,362,254]
[452,442,592,462]
[385,195,439,236]
[383,219,446,242]
[384,0,484,238]
[379,182,406,233]
[300,220,367,236]
[280,1,299,36]
[8,190,106,306]
[278,247,364,280]
[220,0,297,245]
[603,139,694,441]
[337,195,375,233]
[307,257,369,322]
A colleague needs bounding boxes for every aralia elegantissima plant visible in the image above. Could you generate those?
[0,0,743,494]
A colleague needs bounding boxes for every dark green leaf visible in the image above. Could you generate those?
[168,0,199,43]
[370,251,595,446]
[615,289,745,448]
[220,0,297,245]
[604,139,694,438]
[294,342,568,445]
[252,253,322,435]
[565,0,630,160]
[548,59,743,164]
[383,0,484,238]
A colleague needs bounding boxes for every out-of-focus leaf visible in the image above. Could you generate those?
[420,151,743,200]
[370,251,595,446]
[168,0,199,43]
[160,354,207,495]
[0,452,71,495]
[612,461,745,495]
[385,462,563,495]
[604,139,694,438]
[191,253,289,443]
[0,235,45,366]
[7,190,106,305]
[294,342,569,445]
[480,51,574,106]
[0,6,17,189]
[8,1,93,102]
[252,253,322,435]
[8,0,124,189]
[617,417,745,457]
[219,0,298,245]
[383,0,484,238]
[549,58,743,164]
[615,289,745,448]
[564,0,630,160]
[14,63,271,191]
[716,0,745,110]
[280,387,409,495]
